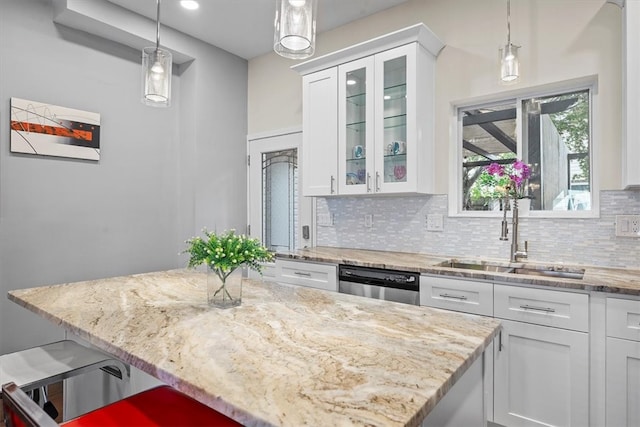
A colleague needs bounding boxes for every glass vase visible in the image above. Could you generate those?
[207,267,243,308]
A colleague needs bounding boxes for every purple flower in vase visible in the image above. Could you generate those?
[486,162,505,176]
[484,159,532,199]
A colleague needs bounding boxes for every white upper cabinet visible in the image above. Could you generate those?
[294,24,444,196]
[302,68,339,196]
[623,0,640,189]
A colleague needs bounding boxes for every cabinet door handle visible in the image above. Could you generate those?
[330,175,335,194]
[498,330,503,352]
[375,172,381,192]
[294,271,312,277]
[439,293,468,301]
[366,173,372,192]
[519,304,556,313]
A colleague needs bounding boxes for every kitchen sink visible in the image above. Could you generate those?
[438,260,585,280]
[512,267,585,280]
[438,261,515,273]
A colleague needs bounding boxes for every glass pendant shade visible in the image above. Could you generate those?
[500,42,519,82]
[142,47,172,107]
[274,0,317,59]
[142,0,171,107]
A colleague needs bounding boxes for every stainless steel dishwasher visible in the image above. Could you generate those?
[338,265,420,306]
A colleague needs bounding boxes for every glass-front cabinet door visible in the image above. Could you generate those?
[337,42,431,195]
[338,57,374,194]
[374,44,416,193]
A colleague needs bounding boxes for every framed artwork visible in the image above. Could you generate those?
[10,97,100,161]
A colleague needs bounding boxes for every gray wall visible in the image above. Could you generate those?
[0,0,248,354]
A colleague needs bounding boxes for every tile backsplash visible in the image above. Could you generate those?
[316,190,640,269]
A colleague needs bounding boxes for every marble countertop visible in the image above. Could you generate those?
[8,269,500,427]
[278,247,640,296]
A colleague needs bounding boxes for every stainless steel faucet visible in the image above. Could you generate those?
[500,197,528,262]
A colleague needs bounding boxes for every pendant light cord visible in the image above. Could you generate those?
[506,0,511,44]
[155,0,161,50]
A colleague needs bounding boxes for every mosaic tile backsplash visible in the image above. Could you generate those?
[316,190,640,269]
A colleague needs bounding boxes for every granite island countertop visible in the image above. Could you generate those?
[277,247,640,296]
[8,269,500,427]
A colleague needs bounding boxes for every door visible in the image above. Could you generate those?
[606,337,640,426]
[248,131,312,256]
[494,319,589,427]
[338,56,374,195]
[374,44,416,193]
[302,68,338,196]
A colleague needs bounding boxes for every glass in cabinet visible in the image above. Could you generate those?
[380,55,408,186]
[338,43,431,194]
[338,57,374,195]
[374,43,422,194]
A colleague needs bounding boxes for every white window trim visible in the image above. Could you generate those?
[448,75,600,219]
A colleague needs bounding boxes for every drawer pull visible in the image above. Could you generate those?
[440,293,468,301]
[520,304,555,313]
[294,271,312,277]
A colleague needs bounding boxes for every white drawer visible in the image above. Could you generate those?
[261,262,277,278]
[248,262,277,280]
[277,259,337,292]
[420,275,493,316]
[494,284,589,332]
[607,297,640,342]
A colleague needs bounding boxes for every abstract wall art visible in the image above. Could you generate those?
[10,97,100,161]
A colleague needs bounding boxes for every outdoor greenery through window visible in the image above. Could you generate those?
[461,88,591,213]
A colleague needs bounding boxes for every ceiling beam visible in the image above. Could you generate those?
[462,108,516,126]
[462,139,496,160]
[465,109,517,153]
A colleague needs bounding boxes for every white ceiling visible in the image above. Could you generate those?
[106,0,411,60]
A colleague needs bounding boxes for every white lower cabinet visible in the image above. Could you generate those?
[606,338,640,427]
[605,297,640,427]
[422,352,487,427]
[420,275,494,421]
[493,284,590,427]
[421,276,592,427]
[493,319,589,427]
[275,259,338,292]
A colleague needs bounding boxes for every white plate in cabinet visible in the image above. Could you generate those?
[606,297,640,342]
[277,260,338,292]
[420,275,493,316]
[494,284,589,332]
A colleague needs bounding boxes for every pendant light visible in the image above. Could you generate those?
[273,0,317,59]
[499,0,520,82]
[142,0,172,107]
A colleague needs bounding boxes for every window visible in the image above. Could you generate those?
[452,80,595,217]
[262,149,298,252]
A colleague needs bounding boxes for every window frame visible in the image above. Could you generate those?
[448,76,599,219]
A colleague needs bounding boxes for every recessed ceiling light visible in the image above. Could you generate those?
[180,1,199,10]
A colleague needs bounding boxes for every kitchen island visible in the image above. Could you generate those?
[8,269,500,426]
